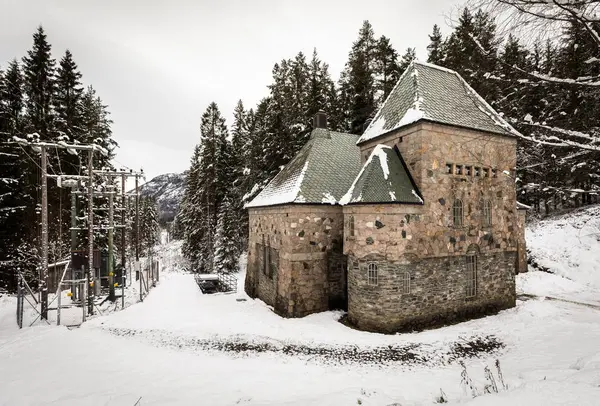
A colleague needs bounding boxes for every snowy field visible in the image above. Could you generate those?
[2,207,600,405]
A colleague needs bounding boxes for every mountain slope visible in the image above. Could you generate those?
[138,172,186,223]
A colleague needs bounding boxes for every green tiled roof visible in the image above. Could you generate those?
[246,129,363,208]
[358,61,521,144]
[340,145,423,205]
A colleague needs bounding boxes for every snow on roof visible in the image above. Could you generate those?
[340,144,423,205]
[245,160,309,208]
[358,60,522,144]
[245,130,362,208]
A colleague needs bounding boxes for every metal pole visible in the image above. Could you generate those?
[135,174,139,265]
[57,283,61,326]
[40,146,49,320]
[121,173,126,288]
[87,150,94,316]
[108,191,115,301]
[70,184,78,297]
[82,280,86,323]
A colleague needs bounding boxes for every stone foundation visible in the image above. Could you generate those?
[347,251,517,333]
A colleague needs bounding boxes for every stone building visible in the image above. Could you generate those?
[245,61,527,333]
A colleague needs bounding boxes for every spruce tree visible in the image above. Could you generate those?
[374,36,400,103]
[22,26,56,139]
[427,24,445,64]
[339,20,378,134]
[55,50,83,141]
[398,48,416,75]
[213,195,239,274]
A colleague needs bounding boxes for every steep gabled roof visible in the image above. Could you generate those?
[358,61,521,144]
[245,129,362,208]
[340,145,423,205]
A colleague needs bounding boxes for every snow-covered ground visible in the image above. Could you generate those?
[2,208,600,405]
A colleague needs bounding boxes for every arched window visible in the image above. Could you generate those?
[482,199,492,227]
[367,263,378,286]
[349,215,355,237]
[453,199,463,227]
[465,254,477,298]
[403,272,411,294]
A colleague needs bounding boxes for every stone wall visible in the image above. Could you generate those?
[246,205,346,317]
[346,122,520,332]
[347,250,516,333]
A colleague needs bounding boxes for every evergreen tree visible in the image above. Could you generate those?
[213,195,239,274]
[374,36,400,103]
[339,20,378,134]
[54,50,83,141]
[398,48,416,75]
[22,26,56,139]
[427,24,445,64]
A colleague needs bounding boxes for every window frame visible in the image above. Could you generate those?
[367,263,378,286]
[403,272,411,294]
[482,199,492,227]
[453,199,464,227]
[349,215,355,237]
[455,164,463,175]
[446,163,453,174]
[465,255,478,298]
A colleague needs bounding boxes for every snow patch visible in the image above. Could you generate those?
[321,192,336,205]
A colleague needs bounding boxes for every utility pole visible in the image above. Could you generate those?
[87,150,94,315]
[108,189,115,301]
[121,173,126,290]
[71,181,78,296]
[136,173,141,301]
[40,146,48,320]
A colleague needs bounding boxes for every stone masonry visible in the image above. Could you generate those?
[343,122,519,332]
[246,205,346,317]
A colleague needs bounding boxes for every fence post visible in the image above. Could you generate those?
[57,283,61,326]
[16,278,22,329]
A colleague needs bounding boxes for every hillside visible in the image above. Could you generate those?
[138,172,186,223]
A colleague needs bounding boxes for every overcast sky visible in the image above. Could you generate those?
[0,0,463,180]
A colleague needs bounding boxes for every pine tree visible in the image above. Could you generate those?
[0,61,35,291]
[427,24,445,64]
[55,50,83,141]
[22,26,56,139]
[374,36,400,103]
[339,20,378,134]
[398,48,416,75]
[213,195,239,274]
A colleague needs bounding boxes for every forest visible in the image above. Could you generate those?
[176,5,600,273]
[0,27,159,291]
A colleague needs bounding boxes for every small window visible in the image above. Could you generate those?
[446,163,453,174]
[482,200,492,227]
[492,168,498,178]
[368,263,378,286]
[455,165,463,175]
[264,236,270,276]
[483,168,490,178]
[403,272,411,294]
[474,167,481,177]
[349,215,355,237]
[465,255,477,298]
[465,166,472,176]
[453,199,464,227]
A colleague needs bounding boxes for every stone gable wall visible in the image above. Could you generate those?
[345,122,520,332]
[246,205,345,317]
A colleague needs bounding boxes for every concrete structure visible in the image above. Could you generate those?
[245,61,527,333]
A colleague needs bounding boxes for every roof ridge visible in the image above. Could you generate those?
[413,60,458,75]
